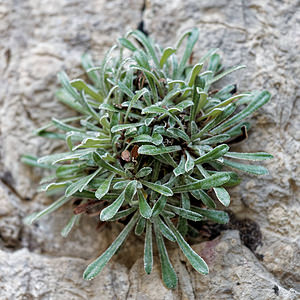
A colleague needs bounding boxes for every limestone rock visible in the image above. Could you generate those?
[0,248,129,300]
[128,231,298,300]
[0,0,299,298]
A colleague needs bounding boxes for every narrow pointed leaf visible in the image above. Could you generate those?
[167,128,189,142]
[38,149,94,165]
[173,155,186,177]
[135,167,152,178]
[173,173,230,193]
[187,63,203,86]
[144,221,153,274]
[155,216,176,242]
[208,65,246,84]
[154,223,178,289]
[185,151,195,172]
[160,47,176,68]
[24,196,71,225]
[141,180,173,196]
[83,212,139,280]
[93,152,127,177]
[151,195,167,217]
[194,144,229,164]
[222,159,269,175]
[224,152,273,161]
[124,181,137,203]
[100,191,125,221]
[135,216,146,235]
[65,169,100,197]
[137,189,152,218]
[214,187,230,207]
[61,215,80,237]
[70,79,102,101]
[165,204,203,221]
[119,37,137,51]
[192,208,229,224]
[111,122,145,133]
[107,207,137,221]
[211,91,271,134]
[138,145,181,156]
[200,134,230,145]
[95,174,115,200]
[165,218,209,275]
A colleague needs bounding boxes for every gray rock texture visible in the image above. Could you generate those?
[0,0,299,299]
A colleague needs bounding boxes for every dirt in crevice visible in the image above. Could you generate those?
[137,0,148,36]
[191,211,263,256]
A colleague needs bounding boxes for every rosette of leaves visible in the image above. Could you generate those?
[22,28,272,288]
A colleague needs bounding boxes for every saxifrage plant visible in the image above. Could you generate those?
[22,28,272,288]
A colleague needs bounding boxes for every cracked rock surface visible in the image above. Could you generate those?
[0,0,299,299]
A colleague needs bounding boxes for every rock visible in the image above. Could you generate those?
[127,231,298,300]
[0,248,129,300]
[0,184,22,248]
[1,231,298,300]
[0,0,299,298]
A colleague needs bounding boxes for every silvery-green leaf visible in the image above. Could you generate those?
[61,215,80,238]
[194,144,229,164]
[118,37,137,51]
[165,204,203,221]
[224,152,273,161]
[155,216,176,242]
[208,65,246,85]
[137,189,152,218]
[71,79,102,102]
[166,128,189,142]
[135,167,152,178]
[111,122,144,133]
[100,191,125,221]
[21,155,54,169]
[222,159,269,175]
[141,180,173,196]
[65,169,100,197]
[185,151,194,172]
[213,187,230,207]
[93,152,127,177]
[173,173,230,193]
[39,181,70,193]
[107,207,137,221]
[190,189,216,209]
[160,47,176,68]
[124,181,137,204]
[38,149,94,165]
[24,196,71,225]
[173,156,186,177]
[144,221,153,274]
[154,223,178,289]
[192,208,229,224]
[199,134,230,145]
[165,218,209,275]
[112,180,130,189]
[138,145,181,156]
[211,91,271,134]
[95,174,115,200]
[187,63,203,86]
[83,211,139,280]
[135,216,146,235]
[151,195,167,217]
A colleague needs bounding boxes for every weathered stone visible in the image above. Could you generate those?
[0,248,130,300]
[127,231,298,300]
[0,0,299,298]
[0,184,22,248]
